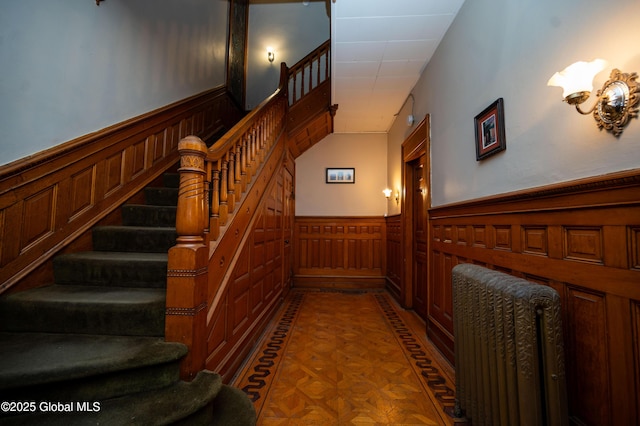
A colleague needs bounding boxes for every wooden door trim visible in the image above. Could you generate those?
[401,116,431,308]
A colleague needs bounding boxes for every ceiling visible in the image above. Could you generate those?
[330,0,465,133]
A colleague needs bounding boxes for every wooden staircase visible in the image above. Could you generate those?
[0,39,336,424]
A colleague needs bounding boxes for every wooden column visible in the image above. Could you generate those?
[165,135,209,380]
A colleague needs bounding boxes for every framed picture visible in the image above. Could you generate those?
[326,168,355,184]
[475,98,506,161]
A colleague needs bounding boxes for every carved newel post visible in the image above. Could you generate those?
[165,136,209,380]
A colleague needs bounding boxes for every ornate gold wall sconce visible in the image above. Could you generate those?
[547,59,639,136]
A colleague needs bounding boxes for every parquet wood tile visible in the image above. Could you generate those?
[232,290,457,425]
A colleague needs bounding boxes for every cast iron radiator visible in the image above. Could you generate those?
[452,264,568,426]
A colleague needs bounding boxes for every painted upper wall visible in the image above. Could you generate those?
[295,133,387,217]
[246,0,329,110]
[388,0,640,207]
[0,0,229,167]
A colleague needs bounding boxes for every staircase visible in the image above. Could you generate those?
[0,172,256,425]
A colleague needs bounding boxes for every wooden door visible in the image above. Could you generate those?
[401,117,430,317]
[411,156,428,320]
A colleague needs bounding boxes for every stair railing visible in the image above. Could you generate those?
[166,64,288,379]
[167,40,331,379]
[287,39,330,107]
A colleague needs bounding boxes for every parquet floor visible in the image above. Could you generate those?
[232,290,458,425]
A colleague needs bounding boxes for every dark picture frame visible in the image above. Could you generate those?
[475,98,506,161]
[326,168,355,184]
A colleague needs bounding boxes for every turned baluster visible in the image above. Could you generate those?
[241,135,248,190]
[234,143,242,190]
[219,158,228,225]
[227,151,235,213]
[210,167,220,241]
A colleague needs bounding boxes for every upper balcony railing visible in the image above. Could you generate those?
[287,39,330,108]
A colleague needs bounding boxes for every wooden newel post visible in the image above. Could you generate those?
[165,135,209,380]
[175,136,207,243]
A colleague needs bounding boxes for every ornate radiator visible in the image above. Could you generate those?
[452,264,568,426]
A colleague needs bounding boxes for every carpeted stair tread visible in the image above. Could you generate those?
[0,332,187,391]
[54,251,167,288]
[93,225,177,253]
[1,370,223,426]
[0,285,165,336]
[121,204,177,227]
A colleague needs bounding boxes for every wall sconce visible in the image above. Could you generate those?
[547,59,639,136]
[267,47,275,63]
[383,188,400,205]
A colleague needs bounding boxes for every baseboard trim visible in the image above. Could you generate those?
[293,275,386,289]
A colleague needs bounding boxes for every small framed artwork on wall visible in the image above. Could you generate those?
[475,98,506,161]
[326,168,355,184]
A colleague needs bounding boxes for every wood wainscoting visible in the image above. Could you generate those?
[0,87,241,293]
[293,216,386,288]
[428,169,640,426]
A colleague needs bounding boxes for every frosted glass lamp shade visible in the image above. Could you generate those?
[383,188,392,198]
[547,59,607,99]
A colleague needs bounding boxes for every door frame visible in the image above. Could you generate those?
[401,116,431,309]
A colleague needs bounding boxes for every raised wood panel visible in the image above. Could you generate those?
[566,287,610,425]
[522,225,547,256]
[69,166,96,221]
[0,86,239,293]
[428,169,640,425]
[152,129,167,164]
[493,224,512,250]
[564,226,603,264]
[294,217,386,288]
[104,152,124,197]
[22,187,56,251]
[231,244,251,335]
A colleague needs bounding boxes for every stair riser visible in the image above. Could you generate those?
[93,227,177,253]
[163,173,180,189]
[54,257,167,288]
[121,205,177,227]
[0,299,165,336]
[144,187,178,206]
[2,361,180,403]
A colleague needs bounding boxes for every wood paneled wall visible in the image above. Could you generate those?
[428,169,640,426]
[0,87,241,293]
[293,216,386,288]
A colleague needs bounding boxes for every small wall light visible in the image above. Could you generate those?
[547,59,639,136]
[267,47,275,63]
[383,188,400,205]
